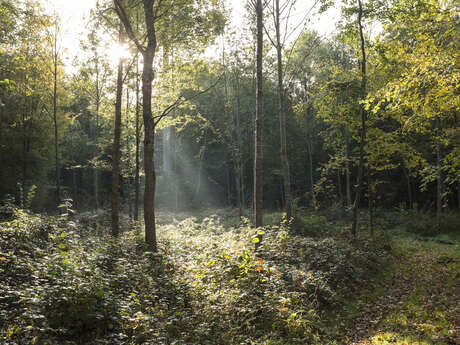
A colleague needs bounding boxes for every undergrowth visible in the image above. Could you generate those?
[1,208,391,344]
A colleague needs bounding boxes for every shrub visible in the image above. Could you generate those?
[403,210,460,237]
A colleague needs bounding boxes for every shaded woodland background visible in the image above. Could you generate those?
[0,0,458,224]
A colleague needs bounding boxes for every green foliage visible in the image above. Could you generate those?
[25,184,37,210]
[401,210,460,237]
[0,209,390,344]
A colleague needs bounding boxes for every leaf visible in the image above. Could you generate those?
[252,237,260,244]
[256,266,263,272]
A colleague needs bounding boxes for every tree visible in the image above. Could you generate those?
[113,0,224,249]
[351,0,367,237]
[49,17,62,205]
[252,0,264,228]
[365,0,459,224]
[268,0,293,216]
[111,25,124,237]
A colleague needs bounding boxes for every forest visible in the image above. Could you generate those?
[0,0,459,344]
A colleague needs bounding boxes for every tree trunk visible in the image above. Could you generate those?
[22,107,27,208]
[254,0,264,228]
[337,168,343,203]
[368,177,374,237]
[142,48,157,250]
[351,0,367,237]
[173,127,179,212]
[71,125,77,204]
[94,54,100,210]
[134,53,140,221]
[345,131,352,206]
[53,25,60,205]
[274,0,292,217]
[457,181,460,214]
[403,165,412,209]
[436,125,442,230]
[111,26,124,237]
[307,138,315,206]
[235,70,244,215]
[195,131,207,201]
[126,87,133,219]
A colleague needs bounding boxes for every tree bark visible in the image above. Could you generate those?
[337,168,343,203]
[133,5,141,221]
[194,131,207,201]
[52,23,61,205]
[351,0,367,237]
[254,0,264,228]
[274,0,292,218]
[235,69,244,216]
[142,50,157,249]
[94,54,100,210]
[457,181,460,214]
[403,165,412,209]
[126,87,133,219]
[436,121,442,230]
[307,138,314,206]
[22,106,27,208]
[111,26,124,237]
[345,131,352,206]
[134,53,140,221]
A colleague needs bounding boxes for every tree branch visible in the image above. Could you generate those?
[113,0,146,53]
[153,74,224,127]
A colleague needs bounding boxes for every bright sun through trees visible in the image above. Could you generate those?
[0,0,459,344]
[106,42,131,63]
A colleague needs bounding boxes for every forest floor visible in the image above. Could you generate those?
[340,232,460,345]
[0,207,459,344]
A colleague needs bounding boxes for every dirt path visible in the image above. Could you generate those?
[346,241,460,345]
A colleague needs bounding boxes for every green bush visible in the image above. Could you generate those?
[403,210,460,237]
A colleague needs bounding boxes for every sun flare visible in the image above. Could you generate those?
[106,43,130,64]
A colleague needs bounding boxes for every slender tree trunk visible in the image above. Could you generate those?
[226,163,231,206]
[71,126,77,203]
[351,0,367,237]
[235,71,244,215]
[134,54,140,221]
[22,108,27,207]
[222,46,232,207]
[274,0,292,217]
[94,55,100,210]
[254,0,264,228]
[53,26,60,205]
[403,165,412,209]
[368,177,374,237]
[142,48,157,249]
[307,139,315,206]
[457,181,460,214]
[436,123,442,230]
[337,168,343,203]
[126,88,133,219]
[345,132,352,206]
[173,127,179,212]
[111,26,124,237]
[195,132,207,201]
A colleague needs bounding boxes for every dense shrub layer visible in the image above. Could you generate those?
[0,210,390,344]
